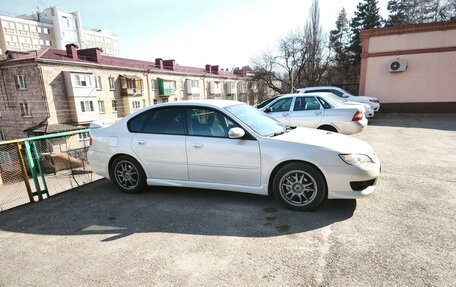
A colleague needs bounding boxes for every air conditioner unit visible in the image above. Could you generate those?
[389,59,407,72]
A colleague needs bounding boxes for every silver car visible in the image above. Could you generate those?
[261,93,368,135]
[88,100,380,211]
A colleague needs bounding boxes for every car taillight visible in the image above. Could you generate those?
[352,109,363,121]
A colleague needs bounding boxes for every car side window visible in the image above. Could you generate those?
[317,97,331,109]
[128,112,148,132]
[188,108,236,138]
[269,98,292,112]
[293,97,322,111]
[141,107,186,135]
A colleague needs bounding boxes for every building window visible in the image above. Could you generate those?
[42,28,50,34]
[150,79,156,90]
[98,100,105,114]
[108,76,115,90]
[191,80,199,88]
[15,75,27,90]
[0,130,5,141]
[157,79,176,95]
[20,103,31,117]
[74,74,92,87]
[132,100,141,110]
[80,101,94,112]
[112,100,117,112]
[78,133,90,141]
[95,76,102,90]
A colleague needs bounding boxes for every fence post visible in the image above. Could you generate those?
[24,141,43,201]
[15,143,34,203]
[31,141,49,198]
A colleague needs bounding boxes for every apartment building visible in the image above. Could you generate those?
[0,6,119,56]
[0,44,250,140]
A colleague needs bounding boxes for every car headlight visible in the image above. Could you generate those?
[339,154,374,167]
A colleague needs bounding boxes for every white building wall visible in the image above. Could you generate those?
[0,15,55,54]
[0,6,119,56]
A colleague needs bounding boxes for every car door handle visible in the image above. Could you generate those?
[136,140,146,145]
[192,143,204,149]
[315,111,322,115]
[282,113,289,117]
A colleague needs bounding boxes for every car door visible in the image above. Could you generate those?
[130,107,188,180]
[186,107,261,186]
[264,97,293,125]
[288,96,324,128]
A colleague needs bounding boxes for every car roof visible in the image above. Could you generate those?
[276,92,334,99]
[150,99,243,109]
[297,86,344,92]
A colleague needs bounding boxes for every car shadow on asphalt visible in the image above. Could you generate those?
[0,179,356,241]
[368,113,456,131]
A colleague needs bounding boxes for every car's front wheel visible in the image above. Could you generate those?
[110,155,146,193]
[272,162,326,211]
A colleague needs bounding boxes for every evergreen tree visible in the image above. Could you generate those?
[349,0,383,66]
[386,0,409,26]
[329,9,352,84]
[385,0,456,26]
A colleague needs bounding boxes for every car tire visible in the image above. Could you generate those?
[110,155,146,194]
[272,162,326,211]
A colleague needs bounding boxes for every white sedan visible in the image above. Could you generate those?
[88,100,380,211]
[261,93,368,135]
[296,86,381,112]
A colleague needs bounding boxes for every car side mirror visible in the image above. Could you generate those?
[263,107,272,113]
[228,127,245,139]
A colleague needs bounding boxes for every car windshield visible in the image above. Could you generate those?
[225,104,286,137]
[339,88,354,98]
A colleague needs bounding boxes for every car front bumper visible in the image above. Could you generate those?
[322,161,380,199]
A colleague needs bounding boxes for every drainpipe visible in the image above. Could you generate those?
[143,69,151,106]
[201,75,207,100]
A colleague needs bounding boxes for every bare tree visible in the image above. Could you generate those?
[251,0,330,95]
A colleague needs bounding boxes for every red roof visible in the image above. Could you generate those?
[2,48,244,79]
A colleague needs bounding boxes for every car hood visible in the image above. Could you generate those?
[271,127,374,154]
[352,95,378,101]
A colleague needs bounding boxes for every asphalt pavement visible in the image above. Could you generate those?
[0,114,455,286]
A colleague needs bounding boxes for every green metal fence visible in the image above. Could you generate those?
[0,129,101,211]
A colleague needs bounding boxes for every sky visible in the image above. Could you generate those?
[1,0,388,69]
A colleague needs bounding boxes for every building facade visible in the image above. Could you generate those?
[0,45,250,140]
[0,6,119,56]
[359,21,456,113]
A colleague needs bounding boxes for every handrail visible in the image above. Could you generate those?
[0,129,90,146]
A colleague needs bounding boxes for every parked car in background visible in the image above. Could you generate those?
[256,95,280,109]
[324,93,375,118]
[297,86,381,112]
[260,93,368,135]
[88,100,380,211]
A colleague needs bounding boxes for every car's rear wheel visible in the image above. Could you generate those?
[272,162,326,211]
[317,125,338,133]
[110,155,146,194]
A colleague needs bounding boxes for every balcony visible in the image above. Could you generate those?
[120,75,143,97]
[157,78,176,97]
[121,87,143,97]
